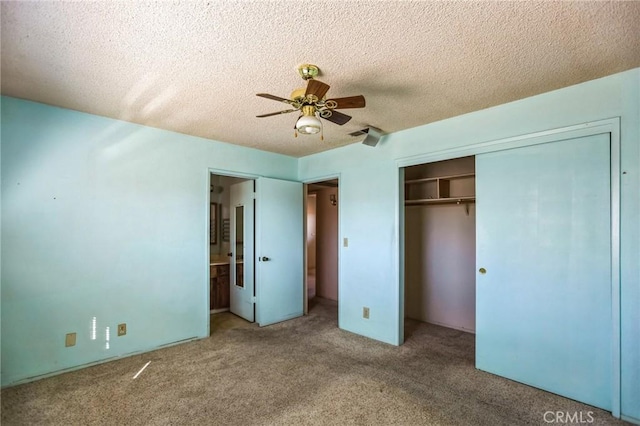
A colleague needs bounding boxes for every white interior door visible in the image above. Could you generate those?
[476,133,612,410]
[229,180,255,322]
[256,177,304,326]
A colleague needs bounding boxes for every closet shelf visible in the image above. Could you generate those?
[405,196,475,206]
[404,171,476,206]
[405,172,475,185]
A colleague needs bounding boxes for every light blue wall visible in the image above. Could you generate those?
[298,68,639,420]
[0,97,297,386]
[2,68,639,420]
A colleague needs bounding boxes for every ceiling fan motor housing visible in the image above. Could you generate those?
[297,64,319,80]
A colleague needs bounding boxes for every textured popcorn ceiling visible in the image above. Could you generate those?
[2,1,639,157]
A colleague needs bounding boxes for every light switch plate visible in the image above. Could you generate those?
[343,237,348,247]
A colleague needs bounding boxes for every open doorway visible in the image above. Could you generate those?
[209,172,305,334]
[305,179,339,318]
[402,156,476,341]
[209,173,252,334]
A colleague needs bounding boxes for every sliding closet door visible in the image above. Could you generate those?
[476,133,612,410]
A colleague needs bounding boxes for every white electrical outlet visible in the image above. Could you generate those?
[65,332,76,347]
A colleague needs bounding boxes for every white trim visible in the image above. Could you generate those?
[303,186,309,315]
[302,173,341,185]
[206,170,213,338]
[396,117,622,418]
[396,118,621,168]
[396,167,404,345]
[207,168,260,180]
[609,120,621,419]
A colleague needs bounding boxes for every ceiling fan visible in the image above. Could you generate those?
[256,64,366,136]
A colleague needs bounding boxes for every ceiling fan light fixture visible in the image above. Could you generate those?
[296,105,322,135]
[296,115,322,134]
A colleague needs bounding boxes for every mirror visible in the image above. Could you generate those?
[235,205,244,288]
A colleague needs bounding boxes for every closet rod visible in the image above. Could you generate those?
[404,197,475,206]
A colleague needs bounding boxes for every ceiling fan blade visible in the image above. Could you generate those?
[322,110,352,125]
[256,109,298,118]
[305,79,330,99]
[328,95,366,109]
[256,93,296,105]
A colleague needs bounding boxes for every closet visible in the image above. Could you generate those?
[404,156,476,333]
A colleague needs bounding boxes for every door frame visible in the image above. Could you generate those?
[207,168,259,336]
[302,175,341,317]
[396,117,621,418]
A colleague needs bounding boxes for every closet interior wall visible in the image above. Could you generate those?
[404,156,476,333]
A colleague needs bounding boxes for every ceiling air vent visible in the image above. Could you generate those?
[352,126,384,147]
[349,128,369,137]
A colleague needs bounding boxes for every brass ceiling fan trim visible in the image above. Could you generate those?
[256,64,364,129]
[297,64,319,80]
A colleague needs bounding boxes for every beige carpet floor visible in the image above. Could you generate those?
[1,298,630,425]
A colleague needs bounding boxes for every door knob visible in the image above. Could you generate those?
[479,267,487,274]
[227,252,232,257]
[261,256,270,262]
